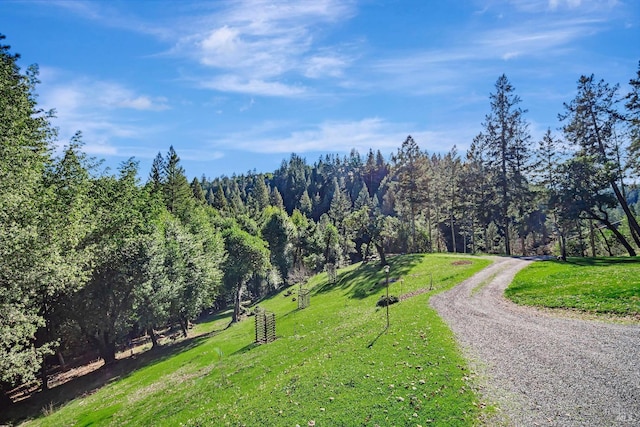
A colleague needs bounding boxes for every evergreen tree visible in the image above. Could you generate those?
[298,189,313,216]
[163,146,194,222]
[625,61,640,181]
[148,152,165,195]
[213,184,228,211]
[253,174,271,212]
[561,74,640,248]
[477,75,532,255]
[271,187,285,210]
[391,136,428,252]
[191,177,206,203]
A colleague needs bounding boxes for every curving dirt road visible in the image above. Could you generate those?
[431,257,640,426]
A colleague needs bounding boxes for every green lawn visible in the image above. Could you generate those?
[13,254,491,427]
[506,257,640,317]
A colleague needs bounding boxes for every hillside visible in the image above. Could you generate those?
[9,254,491,426]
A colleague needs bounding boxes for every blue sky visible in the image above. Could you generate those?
[1,0,638,179]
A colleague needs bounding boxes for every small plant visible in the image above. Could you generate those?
[376,295,399,307]
[41,402,55,417]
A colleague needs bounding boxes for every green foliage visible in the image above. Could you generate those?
[261,206,293,283]
[222,224,270,322]
[475,74,532,255]
[0,35,55,391]
[506,258,640,315]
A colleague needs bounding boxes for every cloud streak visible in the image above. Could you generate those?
[208,118,472,155]
[168,0,358,96]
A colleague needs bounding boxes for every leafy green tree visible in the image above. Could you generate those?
[222,225,270,323]
[75,161,158,364]
[132,220,173,347]
[317,214,341,266]
[36,135,95,389]
[289,209,320,272]
[164,210,223,337]
[261,207,293,283]
[0,35,55,401]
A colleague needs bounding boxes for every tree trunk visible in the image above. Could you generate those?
[589,220,596,257]
[375,242,387,266]
[576,220,586,257]
[179,317,189,337]
[95,332,117,365]
[232,284,243,323]
[149,327,159,347]
[40,359,48,391]
[609,180,640,248]
[588,212,637,256]
[597,226,613,256]
[57,350,66,369]
[0,389,12,410]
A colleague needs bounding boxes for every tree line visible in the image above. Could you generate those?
[1,34,639,404]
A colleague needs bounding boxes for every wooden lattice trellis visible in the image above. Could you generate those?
[255,309,276,344]
[298,287,310,309]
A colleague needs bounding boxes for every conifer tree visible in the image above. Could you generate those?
[391,136,428,252]
[476,75,532,255]
[163,146,194,222]
[561,74,640,248]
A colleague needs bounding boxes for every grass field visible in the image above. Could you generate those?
[7,254,491,427]
[506,257,640,317]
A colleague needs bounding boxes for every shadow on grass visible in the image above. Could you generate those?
[1,322,229,425]
[366,325,388,348]
[565,256,640,267]
[313,254,424,300]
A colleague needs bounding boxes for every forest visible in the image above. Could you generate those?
[1,34,639,405]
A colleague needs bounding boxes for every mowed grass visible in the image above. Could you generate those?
[506,257,640,316]
[18,254,491,427]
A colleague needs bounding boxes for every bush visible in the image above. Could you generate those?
[376,295,399,307]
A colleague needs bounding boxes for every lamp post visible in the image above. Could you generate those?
[384,264,390,329]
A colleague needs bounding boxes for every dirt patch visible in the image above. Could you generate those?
[451,260,472,266]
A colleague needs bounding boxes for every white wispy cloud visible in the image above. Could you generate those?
[477,18,602,60]
[168,0,358,96]
[199,75,307,97]
[46,0,174,39]
[369,0,615,95]
[39,74,170,156]
[207,118,472,155]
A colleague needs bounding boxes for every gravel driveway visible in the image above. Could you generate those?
[430,256,640,426]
